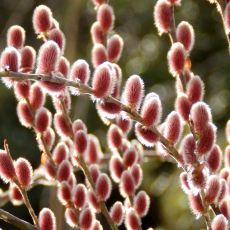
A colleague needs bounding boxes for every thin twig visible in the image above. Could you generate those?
[3,140,39,227]
[200,189,212,230]
[210,1,230,54]
[30,81,117,229]
[0,208,38,230]
[14,181,39,227]
[0,168,57,208]
[0,191,9,207]
[77,155,118,230]
[38,133,56,168]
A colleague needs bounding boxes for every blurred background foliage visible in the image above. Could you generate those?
[0,0,229,229]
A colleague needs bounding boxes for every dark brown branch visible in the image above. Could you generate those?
[0,208,38,230]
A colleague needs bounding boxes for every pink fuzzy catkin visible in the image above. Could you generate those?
[135,123,158,147]
[36,41,59,73]
[107,124,123,150]
[125,208,141,230]
[180,134,197,165]
[204,175,221,204]
[190,102,212,133]
[130,164,143,188]
[0,47,20,88]
[188,193,204,216]
[79,208,94,230]
[0,150,16,183]
[72,184,87,209]
[74,130,88,156]
[17,101,33,128]
[175,93,191,121]
[107,34,124,63]
[34,107,51,133]
[20,46,36,72]
[52,142,69,164]
[123,148,138,168]
[97,4,114,32]
[7,25,25,49]
[29,83,45,111]
[196,123,216,155]
[211,214,228,230]
[176,21,195,52]
[134,191,150,217]
[57,160,72,182]
[186,75,204,104]
[57,181,71,205]
[92,62,114,98]
[120,170,136,197]
[154,0,172,35]
[38,208,56,230]
[95,173,112,201]
[167,42,186,77]
[207,145,222,173]
[91,22,105,44]
[54,113,72,138]
[48,29,66,53]
[225,3,230,33]
[109,156,124,183]
[57,56,69,78]
[122,75,144,111]
[37,41,66,93]
[15,158,33,188]
[33,5,52,33]
[91,44,107,68]
[86,134,102,164]
[141,93,162,127]
[110,202,124,226]
[163,111,182,144]
[65,208,78,228]
[70,59,90,85]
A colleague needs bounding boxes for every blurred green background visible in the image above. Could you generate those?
[0,0,230,229]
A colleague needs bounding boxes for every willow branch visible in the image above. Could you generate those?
[15,181,39,227]
[208,1,230,54]
[24,95,56,168]
[0,208,38,230]
[0,70,182,162]
[38,132,56,168]
[77,155,118,230]
[3,140,39,227]
[165,8,214,228]
[0,168,57,208]
[200,189,212,230]
[0,191,9,207]
[54,91,118,230]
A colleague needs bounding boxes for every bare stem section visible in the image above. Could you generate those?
[0,208,38,230]
[209,0,230,54]
[15,182,39,227]
[3,140,39,227]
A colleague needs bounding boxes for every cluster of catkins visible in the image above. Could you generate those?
[0,0,154,230]
[0,0,229,229]
[154,0,230,229]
